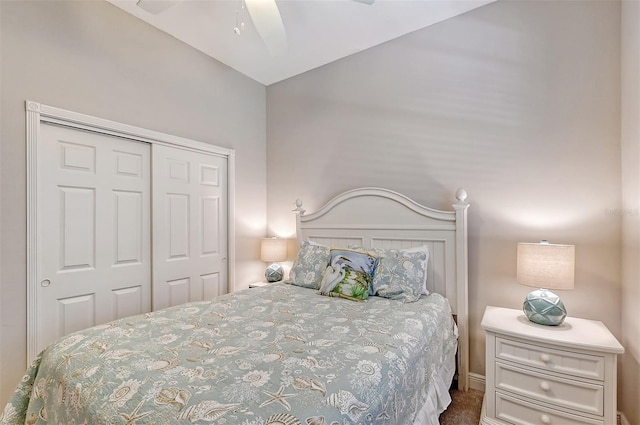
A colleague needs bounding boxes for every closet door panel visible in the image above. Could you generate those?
[202,273,223,299]
[112,286,144,319]
[153,145,228,310]
[167,193,191,259]
[113,190,144,265]
[59,186,96,270]
[37,123,151,355]
[202,197,220,255]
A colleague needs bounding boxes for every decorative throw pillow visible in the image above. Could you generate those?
[286,241,330,289]
[371,249,427,302]
[349,245,430,296]
[319,249,378,302]
[400,245,430,295]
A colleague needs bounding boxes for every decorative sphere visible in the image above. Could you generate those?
[455,188,468,202]
[523,289,567,326]
[265,264,284,282]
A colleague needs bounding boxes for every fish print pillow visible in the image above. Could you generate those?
[286,241,330,289]
[319,249,378,302]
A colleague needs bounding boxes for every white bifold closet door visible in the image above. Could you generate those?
[152,145,228,310]
[35,124,229,355]
[37,123,151,354]
[28,102,234,361]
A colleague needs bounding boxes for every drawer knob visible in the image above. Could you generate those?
[540,353,551,363]
[540,381,551,392]
[541,414,552,424]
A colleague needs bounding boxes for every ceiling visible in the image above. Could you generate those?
[105,0,495,86]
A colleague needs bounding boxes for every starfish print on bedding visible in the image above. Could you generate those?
[376,396,391,421]
[57,352,81,368]
[121,400,152,425]
[259,385,296,411]
[379,261,404,283]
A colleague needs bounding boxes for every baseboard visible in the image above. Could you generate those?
[469,372,485,392]
[618,411,630,425]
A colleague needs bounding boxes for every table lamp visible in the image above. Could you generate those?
[517,240,575,326]
[261,237,287,282]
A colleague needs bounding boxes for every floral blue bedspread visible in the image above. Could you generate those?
[1,283,457,425]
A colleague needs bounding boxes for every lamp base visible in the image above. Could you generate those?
[265,263,284,282]
[523,288,567,326]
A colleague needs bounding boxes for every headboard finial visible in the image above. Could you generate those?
[293,199,306,216]
[455,188,468,203]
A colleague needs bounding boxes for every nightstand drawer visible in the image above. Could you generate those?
[496,337,605,381]
[496,392,604,425]
[496,362,604,415]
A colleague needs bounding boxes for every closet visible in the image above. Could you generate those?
[26,101,235,360]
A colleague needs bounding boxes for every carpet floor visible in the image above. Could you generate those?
[439,389,484,425]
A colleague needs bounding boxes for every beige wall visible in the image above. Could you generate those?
[0,1,267,405]
[621,1,640,424]
[2,0,635,418]
[267,0,622,392]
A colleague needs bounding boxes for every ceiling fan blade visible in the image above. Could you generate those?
[136,0,180,14]
[244,0,288,57]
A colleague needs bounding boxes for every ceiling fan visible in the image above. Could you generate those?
[135,0,374,57]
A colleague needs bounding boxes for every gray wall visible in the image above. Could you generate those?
[2,0,636,419]
[267,0,623,392]
[621,2,640,424]
[0,0,267,404]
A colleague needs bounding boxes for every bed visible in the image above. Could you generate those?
[0,187,469,425]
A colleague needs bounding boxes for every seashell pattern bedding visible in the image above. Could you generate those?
[0,283,457,425]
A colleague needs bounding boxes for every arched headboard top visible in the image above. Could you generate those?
[294,187,468,223]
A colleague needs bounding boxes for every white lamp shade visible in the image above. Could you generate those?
[260,238,287,263]
[517,242,575,290]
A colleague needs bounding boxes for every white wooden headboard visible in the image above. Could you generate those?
[294,187,470,391]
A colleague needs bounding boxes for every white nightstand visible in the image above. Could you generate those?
[480,306,624,425]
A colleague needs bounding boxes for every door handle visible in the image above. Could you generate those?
[41,279,51,287]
